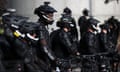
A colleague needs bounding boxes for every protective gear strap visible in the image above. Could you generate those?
[42,15,53,22]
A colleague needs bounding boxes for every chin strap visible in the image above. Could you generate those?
[42,15,53,22]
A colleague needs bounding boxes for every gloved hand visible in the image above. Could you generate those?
[75,52,80,56]
[70,46,80,56]
[55,58,71,69]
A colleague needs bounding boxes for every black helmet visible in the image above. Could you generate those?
[20,22,40,41]
[88,17,100,31]
[107,16,119,29]
[34,2,57,25]
[82,8,89,16]
[34,2,57,14]
[20,22,39,34]
[107,16,117,24]
[2,14,28,30]
[63,7,72,14]
[57,16,74,28]
[100,23,109,30]
[88,17,100,26]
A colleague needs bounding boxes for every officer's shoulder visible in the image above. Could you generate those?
[50,29,60,39]
[79,16,86,19]
[50,29,60,35]
[59,29,67,36]
[37,22,46,31]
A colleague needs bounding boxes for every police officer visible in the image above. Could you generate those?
[57,7,78,41]
[34,2,57,71]
[79,17,100,55]
[106,17,120,72]
[79,17,100,72]
[18,22,48,72]
[50,16,80,72]
[3,11,40,72]
[13,22,41,72]
[107,16,119,52]
[78,8,90,38]
[3,8,50,71]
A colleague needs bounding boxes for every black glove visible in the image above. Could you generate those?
[56,58,71,69]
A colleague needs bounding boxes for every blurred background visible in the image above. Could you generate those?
[1,0,120,36]
[5,0,120,32]
[6,0,120,21]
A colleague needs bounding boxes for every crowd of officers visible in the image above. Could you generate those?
[0,2,120,72]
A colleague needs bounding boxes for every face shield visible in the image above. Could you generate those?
[34,2,57,25]
[43,13,54,22]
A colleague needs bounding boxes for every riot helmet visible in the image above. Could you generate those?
[88,17,100,31]
[34,2,57,25]
[88,17,100,26]
[100,23,109,30]
[57,16,74,29]
[20,22,39,41]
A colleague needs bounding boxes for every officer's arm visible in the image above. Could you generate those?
[59,31,78,55]
[39,30,55,61]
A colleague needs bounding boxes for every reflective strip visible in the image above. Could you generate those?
[14,31,20,37]
[11,24,19,29]
[14,30,25,38]
[2,13,10,16]
[26,33,39,41]
[43,46,55,60]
